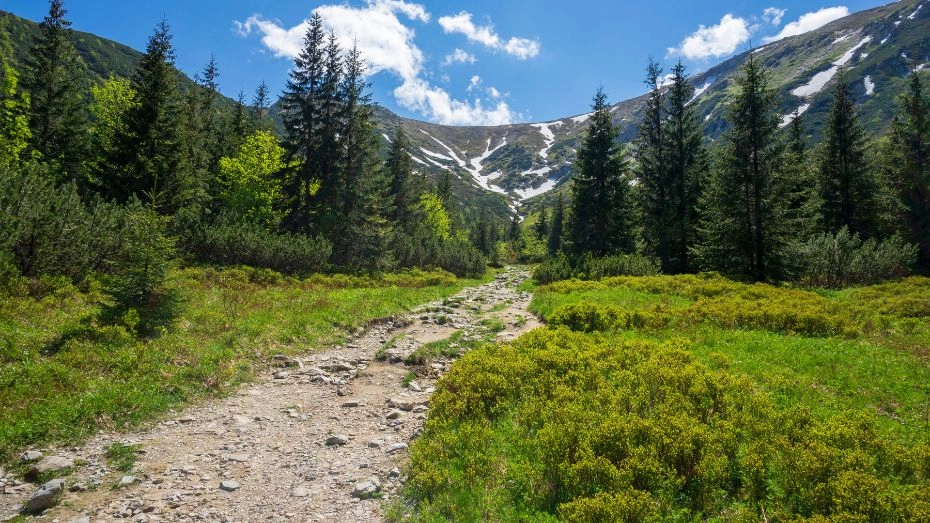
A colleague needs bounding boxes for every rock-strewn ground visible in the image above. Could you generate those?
[0,267,538,522]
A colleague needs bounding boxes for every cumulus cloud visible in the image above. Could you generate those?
[441,48,477,66]
[763,6,849,43]
[763,7,786,26]
[438,11,540,59]
[235,0,516,126]
[467,75,482,92]
[667,14,751,60]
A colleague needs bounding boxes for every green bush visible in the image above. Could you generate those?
[0,162,125,284]
[402,328,930,521]
[797,227,917,288]
[195,221,332,276]
[534,253,660,284]
[100,208,181,336]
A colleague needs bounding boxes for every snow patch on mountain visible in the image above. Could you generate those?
[531,121,563,159]
[515,178,558,201]
[688,81,713,105]
[779,103,811,128]
[420,147,454,162]
[409,155,427,166]
[881,34,890,45]
[418,129,466,168]
[792,36,872,98]
[468,137,507,175]
[864,75,875,96]
[570,112,593,125]
[908,4,923,20]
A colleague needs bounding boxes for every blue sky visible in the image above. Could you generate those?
[5,0,888,125]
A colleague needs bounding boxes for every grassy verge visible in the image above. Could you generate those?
[0,265,484,461]
[394,274,930,521]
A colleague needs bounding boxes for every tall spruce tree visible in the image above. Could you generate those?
[785,111,821,239]
[636,59,670,267]
[314,32,346,238]
[334,43,391,269]
[251,81,272,131]
[103,20,185,212]
[818,68,880,237]
[694,53,795,281]
[886,71,930,270]
[534,205,549,240]
[280,13,327,232]
[23,0,87,178]
[547,195,565,255]
[663,61,706,273]
[568,87,636,256]
[386,127,417,228]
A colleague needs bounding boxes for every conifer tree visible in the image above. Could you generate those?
[785,111,821,239]
[280,13,327,232]
[103,20,185,211]
[313,32,346,238]
[663,61,706,273]
[818,68,880,237]
[251,81,272,131]
[334,43,392,269]
[636,59,669,266]
[436,171,452,208]
[886,71,930,269]
[23,0,87,177]
[534,205,549,240]
[547,195,565,255]
[227,90,250,152]
[694,54,795,281]
[568,87,635,256]
[386,127,417,228]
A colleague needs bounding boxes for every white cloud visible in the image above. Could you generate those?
[488,86,501,99]
[763,7,786,26]
[467,75,482,92]
[236,0,517,126]
[667,14,751,60]
[441,48,477,66]
[438,11,540,59]
[763,6,849,43]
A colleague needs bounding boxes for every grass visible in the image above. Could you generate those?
[0,265,484,462]
[104,442,140,473]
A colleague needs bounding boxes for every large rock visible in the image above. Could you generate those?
[23,479,64,514]
[351,477,381,499]
[18,450,43,463]
[219,480,240,492]
[325,435,349,446]
[29,456,74,478]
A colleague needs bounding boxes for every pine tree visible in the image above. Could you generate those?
[436,170,452,208]
[23,0,87,178]
[547,195,565,255]
[228,90,250,152]
[313,32,346,238]
[567,87,635,256]
[386,127,417,228]
[663,61,706,273]
[251,81,272,131]
[785,110,821,239]
[280,13,327,232]
[636,59,670,267]
[694,54,795,281]
[818,68,880,237]
[534,205,549,240]
[333,43,392,269]
[103,20,185,211]
[886,71,930,270]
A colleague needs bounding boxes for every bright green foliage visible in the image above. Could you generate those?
[404,327,930,521]
[533,253,660,284]
[418,192,452,241]
[818,68,883,237]
[100,207,181,336]
[218,130,286,227]
[22,0,88,178]
[0,43,31,168]
[694,54,798,281]
[568,88,636,256]
[87,76,137,181]
[195,223,331,275]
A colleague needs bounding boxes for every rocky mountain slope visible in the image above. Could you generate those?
[375,0,930,212]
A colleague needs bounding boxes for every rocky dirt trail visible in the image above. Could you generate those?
[1,267,539,522]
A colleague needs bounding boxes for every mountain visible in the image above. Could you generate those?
[3,1,928,220]
[374,0,930,212]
